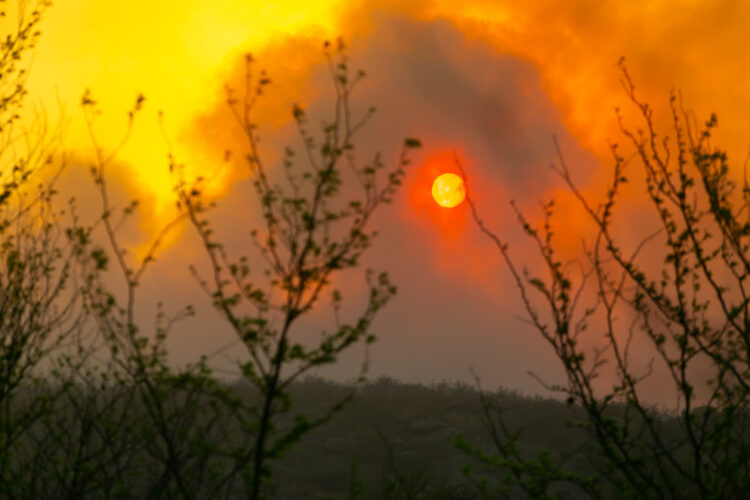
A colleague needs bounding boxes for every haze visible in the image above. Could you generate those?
[25,0,750,401]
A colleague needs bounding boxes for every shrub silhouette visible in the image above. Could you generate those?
[170,39,421,498]
[462,62,750,498]
[0,1,97,492]
[0,2,421,495]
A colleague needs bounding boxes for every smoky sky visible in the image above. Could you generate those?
[28,0,750,407]
[126,11,609,398]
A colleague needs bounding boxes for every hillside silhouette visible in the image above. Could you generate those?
[265,376,594,499]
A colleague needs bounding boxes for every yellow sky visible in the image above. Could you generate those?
[28,0,342,220]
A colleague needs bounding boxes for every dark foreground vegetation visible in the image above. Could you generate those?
[248,377,747,499]
[11,375,732,498]
[274,377,589,499]
[4,375,597,498]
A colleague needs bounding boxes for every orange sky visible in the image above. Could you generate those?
[21,0,750,398]
[29,0,750,223]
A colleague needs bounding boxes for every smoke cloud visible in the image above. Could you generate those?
[22,0,750,401]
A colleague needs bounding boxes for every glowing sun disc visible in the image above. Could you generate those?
[431,173,466,208]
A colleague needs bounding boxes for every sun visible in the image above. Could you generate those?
[431,173,466,208]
